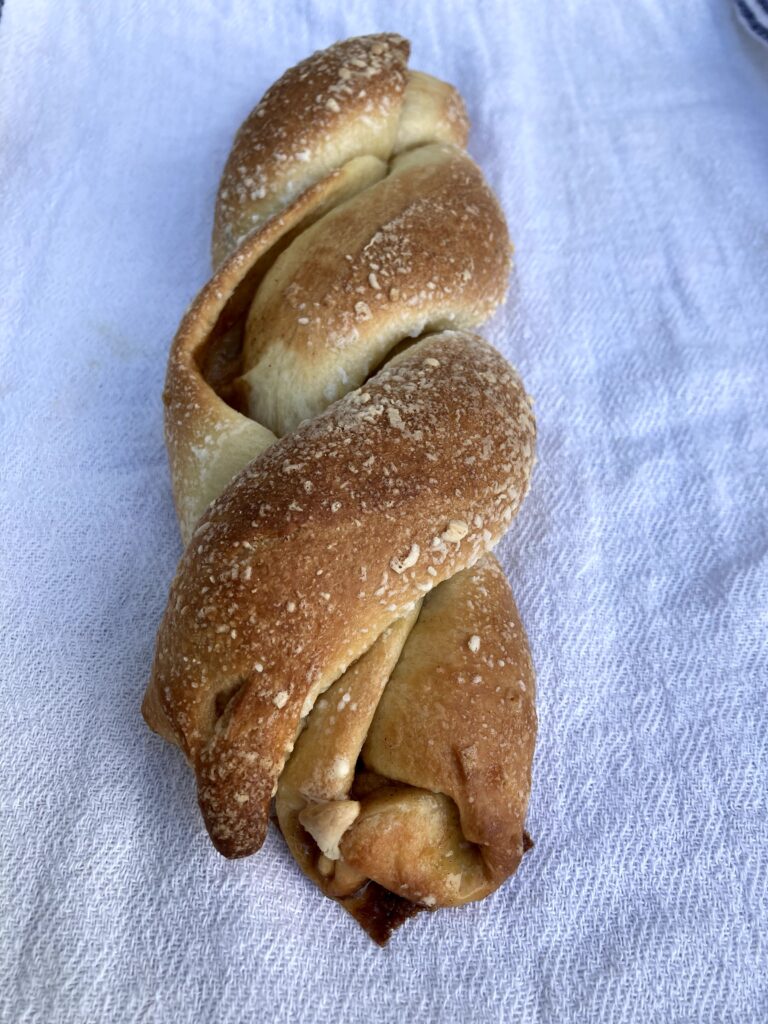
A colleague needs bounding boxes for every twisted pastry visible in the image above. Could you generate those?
[144,34,537,943]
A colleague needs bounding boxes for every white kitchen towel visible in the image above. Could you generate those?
[1,1,767,1021]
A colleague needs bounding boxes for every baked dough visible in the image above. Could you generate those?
[143,33,537,944]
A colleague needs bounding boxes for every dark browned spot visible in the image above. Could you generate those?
[349,765,394,799]
[341,881,423,946]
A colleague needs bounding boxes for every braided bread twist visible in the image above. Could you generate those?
[144,34,537,943]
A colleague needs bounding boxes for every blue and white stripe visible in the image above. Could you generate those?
[735,0,768,46]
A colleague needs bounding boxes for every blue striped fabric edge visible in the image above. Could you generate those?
[735,0,768,45]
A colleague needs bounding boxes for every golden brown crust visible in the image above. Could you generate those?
[165,160,389,543]
[166,140,511,538]
[240,143,511,435]
[273,555,536,911]
[213,34,411,267]
[275,609,422,898]
[146,331,535,857]
[169,38,490,542]
[211,35,471,269]
[145,34,539,940]
[354,556,536,900]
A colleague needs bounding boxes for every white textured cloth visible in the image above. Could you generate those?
[2,1,767,1021]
